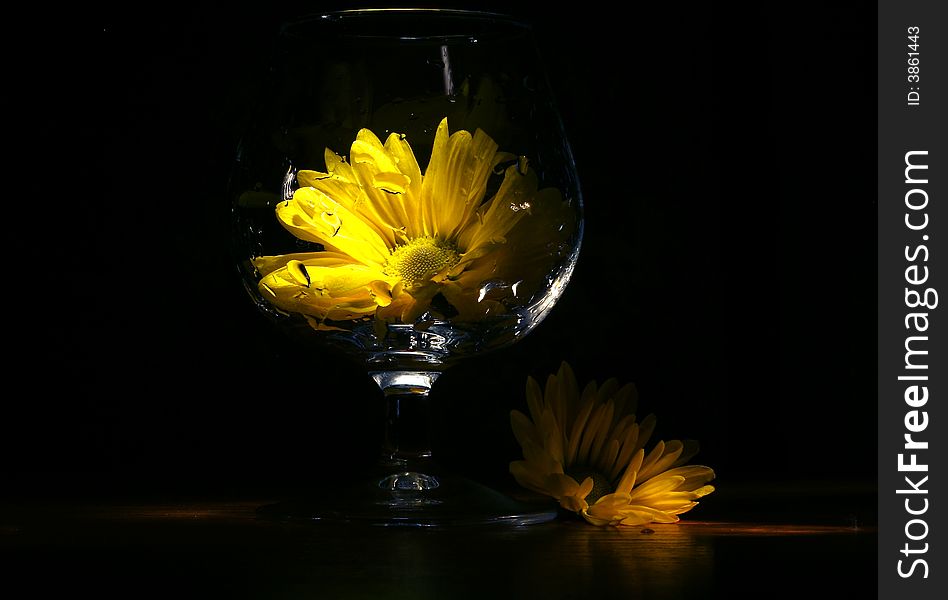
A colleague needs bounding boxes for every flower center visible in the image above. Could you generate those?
[566,467,614,505]
[384,236,460,285]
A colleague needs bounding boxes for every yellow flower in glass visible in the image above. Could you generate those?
[253,118,572,328]
[510,363,716,526]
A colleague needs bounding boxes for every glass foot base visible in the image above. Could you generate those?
[256,472,558,527]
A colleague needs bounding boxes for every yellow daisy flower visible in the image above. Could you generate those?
[510,362,716,526]
[253,118,574,328]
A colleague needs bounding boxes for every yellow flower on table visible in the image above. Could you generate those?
[254,118,573,328]
[510,362,716,526]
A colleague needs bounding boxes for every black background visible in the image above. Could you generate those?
[11,1,876,505]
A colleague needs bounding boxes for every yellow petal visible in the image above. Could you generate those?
[451,185,575,310]
[297,170,332,187]
[323,148,359,182]
[372,171,412,195]
[612,382,638,418]
[356,127,384,147]
[635,413,657,453]
[349,161,410,242]
[577,403,607,465]
[275,187,391,268]
[598,439,620,479]
[543,373,558,415]
[383,132,426,237]
[691,485,715,499]
[660,466,717,491]
[592,495,682,526]
[456,162,538,254]
[587,400,615,466]
[420,118,501,239]
[616,448,645,495]
[383,133,423,196]
[559,495,589,514]
[446,128,501,238]
[286,260,311,286]
[368,280,393,307]
[525,376,544,425]
[544,472,586,501]
[631,493,702,514]
[617,506,680,526]
[637,441,667,481]
[428,127,473,235]
[300,174,374,223]
[540,407,565,466]
[510,460,552,497]
[581,512,616,527]
[566,383,597,465]
[596,378,620,413]
[350,131,425,236]
[351,138,399,173]
[582,492,633,525]
[611,423,641,483]
[631,474,688,499]
[554,361,576,432]
[609,415,635,450]
[498,185,574,262]
[257,260,396,322]
[591,492,632,511]
[301,148,404,247]
[637,440,686,483]
[438,279,506,321]
[374,281,436,324]
[520,437,558,474]
[510,410,540,449]
[252,251,354,278]
[418,118,450,236]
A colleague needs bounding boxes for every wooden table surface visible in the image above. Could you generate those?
[2,482,876,599]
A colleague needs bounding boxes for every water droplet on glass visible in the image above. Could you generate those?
[282,166,296,200]
[477,279,512,302]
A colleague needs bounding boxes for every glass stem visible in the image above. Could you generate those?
[371,371,441,473]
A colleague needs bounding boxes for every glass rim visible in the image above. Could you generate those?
[280,8,532,42]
